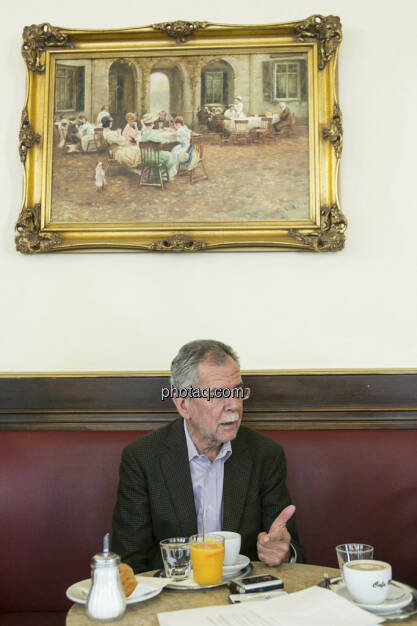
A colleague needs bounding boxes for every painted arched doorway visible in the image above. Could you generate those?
[201,60,235,108]
[150,72,170,115]
[109,60,136,130]
[150,61,184,120]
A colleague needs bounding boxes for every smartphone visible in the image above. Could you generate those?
[228,574,284,594]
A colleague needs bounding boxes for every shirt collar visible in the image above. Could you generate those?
[184,420,232,462]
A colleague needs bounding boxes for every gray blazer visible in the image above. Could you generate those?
[112,418,305,572]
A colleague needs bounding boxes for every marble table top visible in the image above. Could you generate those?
[66,562,417,625]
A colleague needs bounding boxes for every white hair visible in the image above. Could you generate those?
[170,340,240,390]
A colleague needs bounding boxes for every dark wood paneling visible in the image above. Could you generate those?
[0,372,416,430]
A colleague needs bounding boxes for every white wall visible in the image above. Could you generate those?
[1,0,416,372]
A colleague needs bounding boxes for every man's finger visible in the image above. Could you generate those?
[257,539,291,566]
[257,531,269,544]
[263,527,291,549]
[268,504,296,535]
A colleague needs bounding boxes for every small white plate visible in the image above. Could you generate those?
[335,580,413,613]
[66,575,165,605]
[222,554,250,576]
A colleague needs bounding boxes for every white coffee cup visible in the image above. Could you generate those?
[343,559,392,605]
[216,531,241,566]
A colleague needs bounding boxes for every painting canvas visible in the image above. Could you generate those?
[16,19,345,253]
[50,51,310,224]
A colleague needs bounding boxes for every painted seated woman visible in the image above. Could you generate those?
[171,116,200,175]
[122,112,141,146]
[102,116,141,169]
[140,114,176,181]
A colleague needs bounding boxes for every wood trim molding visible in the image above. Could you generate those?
[1,371,416,430]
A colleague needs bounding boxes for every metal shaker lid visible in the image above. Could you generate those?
[91,533,121,568]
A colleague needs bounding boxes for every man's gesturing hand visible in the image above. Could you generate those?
[257,504,296,566]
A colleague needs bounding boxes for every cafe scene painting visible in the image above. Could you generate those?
[51,52,310,224]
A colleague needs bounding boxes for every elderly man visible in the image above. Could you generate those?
[273,102,292,135]
[112,340,305,573]
[153,110,171,129]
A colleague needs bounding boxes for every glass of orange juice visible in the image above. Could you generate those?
[190,534,225,585]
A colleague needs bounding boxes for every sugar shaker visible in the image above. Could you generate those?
[86,533,126,621]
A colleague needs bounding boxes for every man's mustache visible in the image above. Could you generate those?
[217,412,240,425]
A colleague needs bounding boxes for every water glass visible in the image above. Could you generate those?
[160,537,191,581]
[336,543,374,576]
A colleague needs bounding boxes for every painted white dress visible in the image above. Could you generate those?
[171,126,191,172]
[234,102,244,119]
[122,123,140,146]
[103,128,141,168]
[171,126,200,174]
[80,122,96,152]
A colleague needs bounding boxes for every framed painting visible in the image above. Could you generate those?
[16,17,345,253]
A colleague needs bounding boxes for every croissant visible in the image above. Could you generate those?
[119,563,138,597]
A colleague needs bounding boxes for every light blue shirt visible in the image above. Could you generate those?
[183,422,297,562]
[184,421,232,533]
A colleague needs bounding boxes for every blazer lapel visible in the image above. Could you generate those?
[222,434,252,532]
[159,419,198,538]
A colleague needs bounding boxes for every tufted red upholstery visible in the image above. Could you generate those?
[0,429,416,624]
[262,430,417,586]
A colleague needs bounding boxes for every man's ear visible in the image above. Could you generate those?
[172,395,192,420]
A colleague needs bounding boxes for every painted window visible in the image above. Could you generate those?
[204,71,224,104]
[55,66,84,112]
[274,61,300,101]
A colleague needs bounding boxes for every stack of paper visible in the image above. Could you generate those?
[158,586,384,626]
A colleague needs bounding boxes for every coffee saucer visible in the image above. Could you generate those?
[222,554,250,577]
[335,580,413,613]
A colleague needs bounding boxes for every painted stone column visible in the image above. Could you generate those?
[181,66,193,126]
[183,57,207,128]
[249,55,264,115]
[249,54,257,115]
[138,59,153,118]
[232,55,251,115]
[82,60,92,121]
[92,59,113,123]
[132,61,143,118]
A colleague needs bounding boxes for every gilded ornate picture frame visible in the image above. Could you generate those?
[16,18,345,253]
